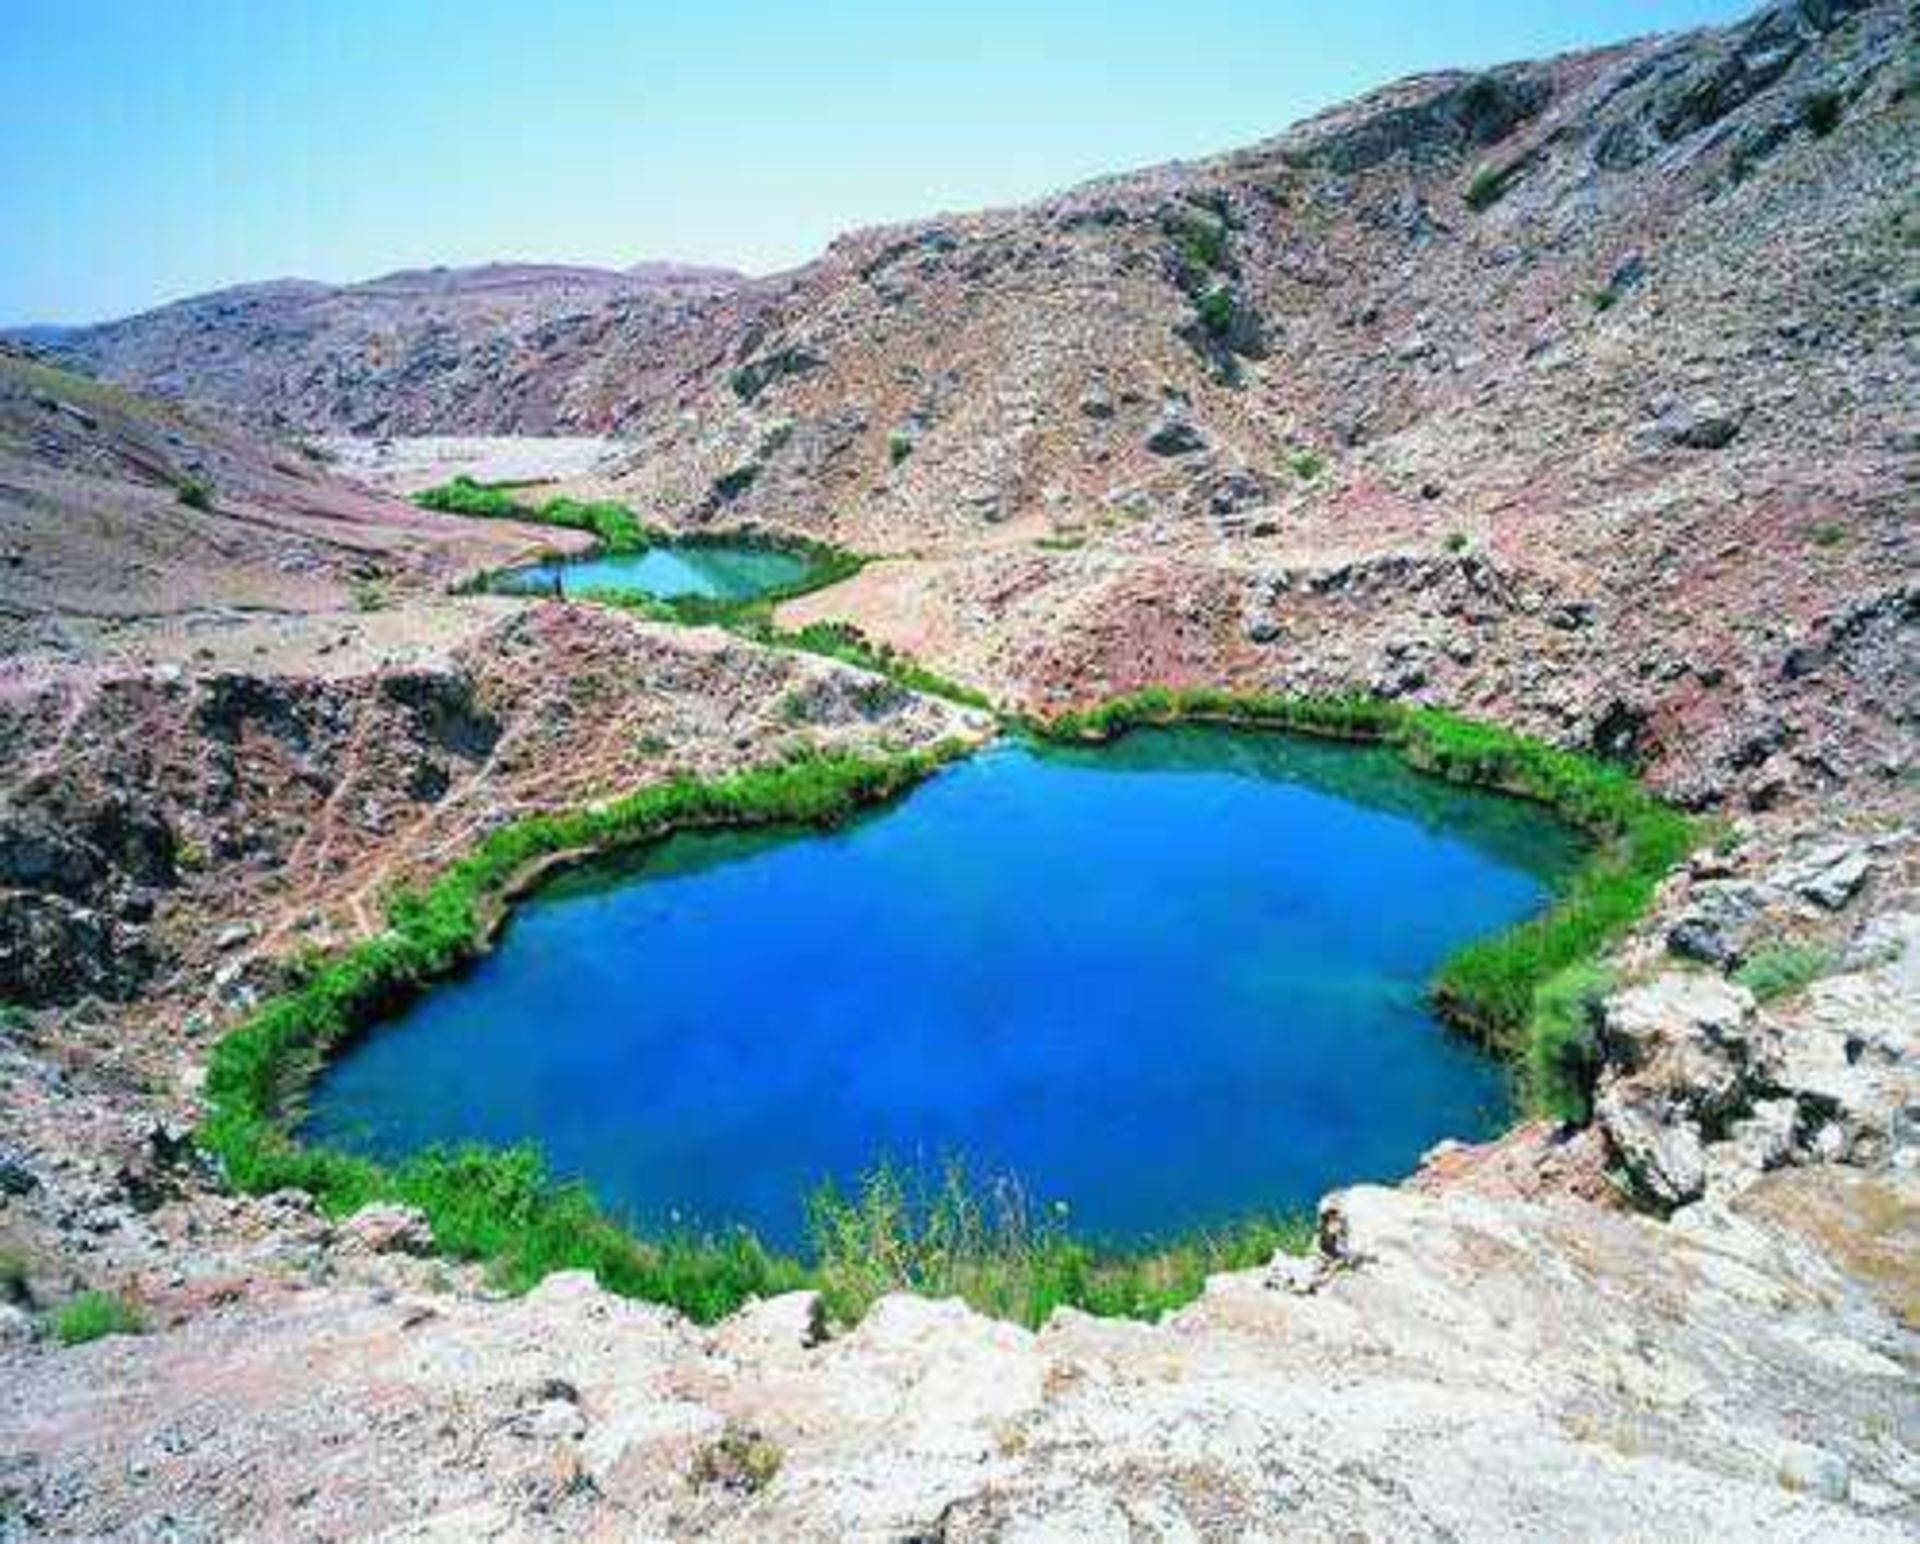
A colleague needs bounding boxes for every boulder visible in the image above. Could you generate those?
[1646,397,1741,450]
[1664,880,1774,966]
[1769,842,1871,910]
[1596,1090,1707,1208]
[0,1148,40,1198]
[1600,973,1761,1075]
[338,1202,435,1257]
[1144,411,1206,456]
[1078,386,1115,420]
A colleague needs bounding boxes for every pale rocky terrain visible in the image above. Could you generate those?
[314,434,623,497]
[1,0,1916,1537]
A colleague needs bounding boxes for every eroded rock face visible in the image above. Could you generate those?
[1,1172,1912,1538]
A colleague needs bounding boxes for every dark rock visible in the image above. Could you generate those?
[0,811,103,899]
[0,892,154,1006]
[729,344,824,403]
[1665,880,1773,966]
[380,671,500,762]
[1590,699,1647,762]
[1144,412,1206,456]
[0,1149,40,1198]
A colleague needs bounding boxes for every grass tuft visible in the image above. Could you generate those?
[1464,162,1517,211]
[808,1159,1309,1329]
[1733,942,1833,1004]
[1525,964,1612,1124]
[53,1290,145,1346]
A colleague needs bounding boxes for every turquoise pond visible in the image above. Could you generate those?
[302,728,1586,1249]
[485,541,816,601]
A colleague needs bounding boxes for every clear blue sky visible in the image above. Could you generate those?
[1,0,1754,324]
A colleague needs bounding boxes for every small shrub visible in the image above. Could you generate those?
[1287,449,1325,482]
[1590,286,1619,313]
[1807,521,1847,549]
[1734,943,1833,1003]
[1463,162,1515,211]
[852,679,906,715]
[1444,531,1470,554]
[712,464,758,501]
[1801,89,1844,138]
[350,579,388,613]
[1526,964,1612,1124]
[177,476,213,511]
[887,429,914,466]
[54,1290,145,1346]
[633,733,670,759]
[692,1425,783,1493]
[1168,210,1230,274]
[1194,284,1237,338]
[0,1246,30,1305]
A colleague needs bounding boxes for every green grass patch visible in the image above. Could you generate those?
[415,478,648,551]
[1033,687,1696,1111]
[1195,284,1237,338]
[53,1290,145,1346]
[581,588,990,711]
[177,476,213,511]
[1464,162,1519,212]
[808,1160,1309,1328]
[746,618,992,710]
[1733,942,1834,1004]
[1525,963,1612,1124]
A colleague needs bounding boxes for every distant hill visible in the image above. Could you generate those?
[26,261,743,435]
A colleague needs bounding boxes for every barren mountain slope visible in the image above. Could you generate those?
[595,0,1913,812]
[35,261,742,436]
[0,346,573,659]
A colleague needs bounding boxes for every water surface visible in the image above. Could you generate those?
[487,541,815,601]
[305,729,1584,1248]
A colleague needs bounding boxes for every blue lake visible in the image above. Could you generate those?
[303,728,1585,1249]
[486,541,815,601]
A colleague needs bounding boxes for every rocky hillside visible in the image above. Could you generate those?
[0,345,559,654]
[48,2,1916,813]
[604,0,1913,814]
[31,261,741,436]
